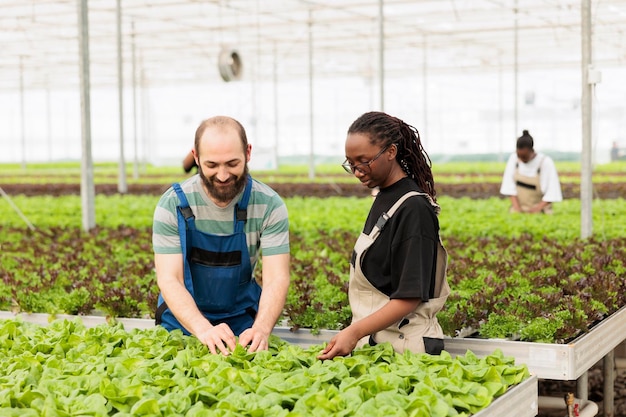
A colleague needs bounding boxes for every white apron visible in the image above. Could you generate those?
[348,191,450,354]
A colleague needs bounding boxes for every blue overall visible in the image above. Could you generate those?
[155,176,261,336]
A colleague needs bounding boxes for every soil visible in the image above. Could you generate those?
[2,181,626,199]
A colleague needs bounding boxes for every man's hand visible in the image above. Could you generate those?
[196,323,237,355]
[238,327,271,352]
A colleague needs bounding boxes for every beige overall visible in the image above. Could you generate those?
[513,157,552,214]
[348,191,450,354]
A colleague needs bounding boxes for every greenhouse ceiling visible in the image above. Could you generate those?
[1,0,625,91]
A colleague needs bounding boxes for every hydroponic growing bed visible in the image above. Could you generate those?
[279,307,626,381]
[0,312,536,417]
[445,305,626,381]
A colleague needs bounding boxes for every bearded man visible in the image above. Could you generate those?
[153,116,290,355]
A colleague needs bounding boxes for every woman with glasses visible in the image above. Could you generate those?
[318,111,450,360]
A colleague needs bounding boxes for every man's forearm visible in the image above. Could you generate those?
[253,276,289,334]
[253,253,290,333]
[159,278,211,335]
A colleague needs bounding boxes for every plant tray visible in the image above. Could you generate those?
[473,375,537,417]
[5,306,624,381]
[0,311,539,417]
[274,307,626,381]
[444,304,626,380]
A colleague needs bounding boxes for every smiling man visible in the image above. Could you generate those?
[152,116,290,355]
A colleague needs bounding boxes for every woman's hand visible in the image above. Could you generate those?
[317,326,361,360]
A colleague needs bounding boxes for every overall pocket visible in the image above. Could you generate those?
[189,247,243,313]
[423,337,444,355]
[190,263,240,312]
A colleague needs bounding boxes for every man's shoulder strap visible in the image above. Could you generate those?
[235,175,253,223]
[172,182,195,222]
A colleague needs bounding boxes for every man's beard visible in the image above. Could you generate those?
[199,165,249,204]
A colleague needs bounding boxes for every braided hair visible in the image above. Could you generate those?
[347,111,437,201]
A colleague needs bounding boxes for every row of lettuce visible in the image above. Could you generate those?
[2,195,625,343]
[0,318,530,416]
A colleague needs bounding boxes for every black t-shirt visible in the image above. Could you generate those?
[359,177,440,301]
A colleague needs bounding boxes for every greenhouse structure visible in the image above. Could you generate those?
[1,1,626,416]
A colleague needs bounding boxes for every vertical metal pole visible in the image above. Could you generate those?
[251,0,260,150]
[604,351,615,417]
[116,0,127,193]
[46,80,52,161]
[576,371,588,401]
[499,58,504,162]
[308,9,315,180]
[378,0,384,111]
[131,21,139,180]
[141,66,150,169]
[273,42,279,169]
[513,0,519,137]
[19,55,26,170]
[77,0,96,232]
[581,0,593,238]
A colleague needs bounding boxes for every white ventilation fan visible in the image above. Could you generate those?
[218,47,243,82]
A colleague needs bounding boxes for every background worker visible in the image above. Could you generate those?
[500,130,563,214]
[153,116,290,355]
[182,149,197,173]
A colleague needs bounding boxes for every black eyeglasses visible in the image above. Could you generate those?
[342,145,389,174]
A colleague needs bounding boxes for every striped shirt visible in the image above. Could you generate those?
[152,175,290,269]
